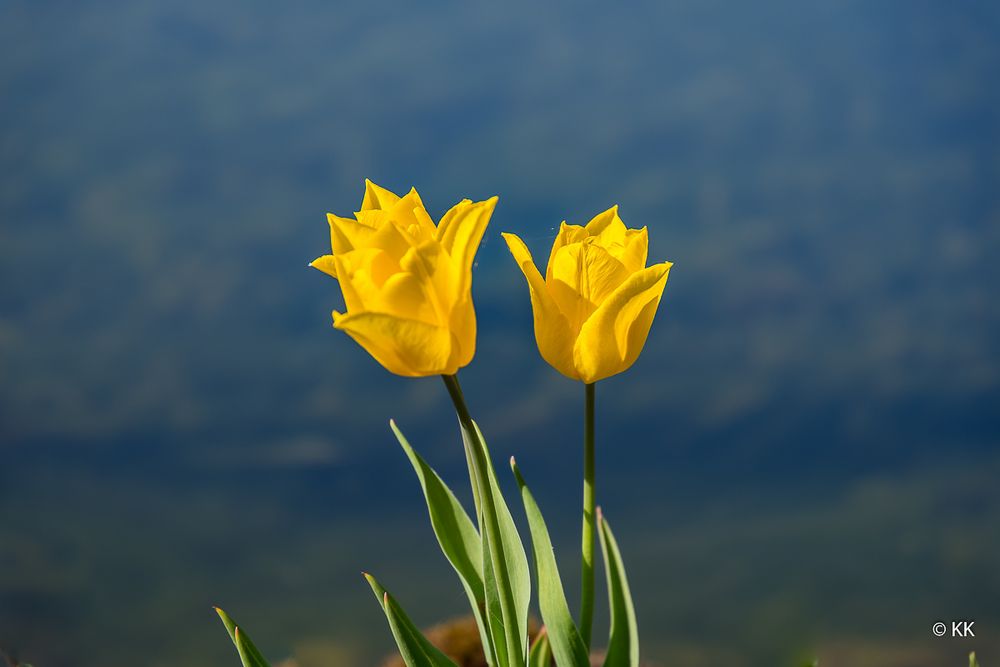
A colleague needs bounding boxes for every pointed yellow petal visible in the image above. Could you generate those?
[327,212,377,254]
[547,241,629,329]
[398,241,453,324]
[354,208,390,228]
[584,205,627,244]
[361,179,401,211]
[412,205,439,239]
[448,297,477,369]
[333,311,457,376]
[619,226,648,273]
[502,232,580,380]
[309,255,338,278]
[436,196,497,296]
[379,271,439,324]
[385,188,436,241]
[545,222,588,283]
[572,261,672,383]
[368,219,416,262]
[331,249,401,312]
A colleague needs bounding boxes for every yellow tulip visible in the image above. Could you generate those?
[502,206,672,383]
[311,180,497,377]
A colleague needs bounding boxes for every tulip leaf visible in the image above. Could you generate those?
[598,511,638,667]
[528,629,553,667]
[364,573,459,667]
[482,522,510,667]
[390,420,494,665]
[214,607,271,667]
[511,458,590,667]
[461,420,530,667]
[969,652,978,667]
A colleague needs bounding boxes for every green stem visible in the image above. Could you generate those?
[580,381,596,650]
[443,373,483,524]
[442,373,524,667]
[442,373,474,428]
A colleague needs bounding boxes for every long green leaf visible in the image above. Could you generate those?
[528,629,553,667]
[482,525,511,667]
[461,420,530,667]
[969,652,979,667]
[363,573,458,667]
[511,458,590,667]
[390,420,494,665]
[214,607,271,667]
[598,510,639,667]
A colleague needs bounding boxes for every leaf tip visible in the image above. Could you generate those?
[509,456,526,486]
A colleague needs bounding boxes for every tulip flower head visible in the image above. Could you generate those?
[311,180,497,377]
[503,207,672,383]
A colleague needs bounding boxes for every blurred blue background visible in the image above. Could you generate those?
[2,1,999,665]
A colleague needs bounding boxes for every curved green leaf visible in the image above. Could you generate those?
[482,525,511,667]
[364,573,458,667]
[598,510,638,667]
[461,420,530,667]
[528,629,553,667]
[390,420,494,665]
[511,458,590,667]
[214,607,271,667]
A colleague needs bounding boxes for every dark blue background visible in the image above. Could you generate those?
[1,1,998,665]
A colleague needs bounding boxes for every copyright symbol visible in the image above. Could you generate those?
[933,622,947,637]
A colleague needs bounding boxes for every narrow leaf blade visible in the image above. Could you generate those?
[363,573,458,667]
[481,525,510,667]
[235,628,271,667]
[461,420,531,666]
[214,607,270,667]
[390,421,493,664]
[511,458,590,667]
[598,511,639,667]
[528,629,553,667]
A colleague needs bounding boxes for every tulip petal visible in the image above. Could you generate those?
[387,188,435,241]
[369,218,418,262]
[354,208,390,228]
[331,252,374,313]
[448,297,478,369]
[502,232,580,380]
[545,222,588,283]
[380,271,439,324]
[412,205,441,241]
[436,197,498,294]
[399,241,454,323]
[620,227,649,273]
[333,249,398,313]
[327,212,377,254]
[333,311,457,376]
[573,261,672,383]
[361,179,401,211]
[584,205,627,246]
[548,241,629,329]
[309,254,338,278]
